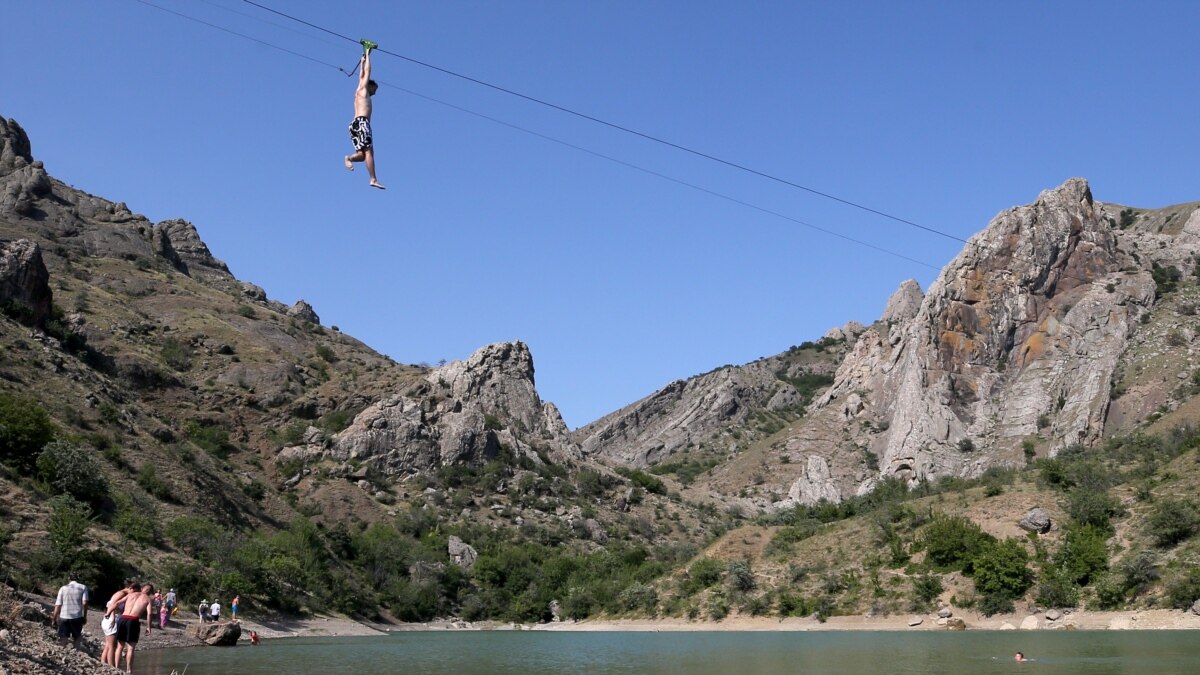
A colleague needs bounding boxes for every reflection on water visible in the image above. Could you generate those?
[134,630,1200,675]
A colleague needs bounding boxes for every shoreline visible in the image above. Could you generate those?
[320,607,1200,636]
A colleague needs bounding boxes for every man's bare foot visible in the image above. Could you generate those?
[344,156,354,171]
[370,181,386,190]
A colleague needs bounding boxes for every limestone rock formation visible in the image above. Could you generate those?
[781,179,1161,503]
[881,279,923,324]
[288,300,319,324]
[154,219,231,280]
[448,535,478,570]
[575,356,830,468]
[0,239,52,325]
[315,342,578,478]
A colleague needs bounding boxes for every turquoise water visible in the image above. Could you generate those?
[133,630,1200,674]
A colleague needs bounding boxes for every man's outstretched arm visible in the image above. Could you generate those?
[361,50,372,84]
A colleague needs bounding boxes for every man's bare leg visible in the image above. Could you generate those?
[345,150,364,171]
[123,643,135,673]
[365,148,385,189]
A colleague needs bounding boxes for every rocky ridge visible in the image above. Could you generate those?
[775,178,1195,505]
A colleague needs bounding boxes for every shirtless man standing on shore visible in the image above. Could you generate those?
[115,583,154,673]
[344,48,384,189]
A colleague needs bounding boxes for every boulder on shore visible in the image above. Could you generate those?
[189,621,242,646]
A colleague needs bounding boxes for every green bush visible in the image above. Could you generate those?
[921,515,994,572]
[46,495,92,561]
[1090,573,1126,610]
[1118,550,1160,597]
[1054,525,1108,585]
[36,441,108,505]
[617,467,667,495]
[185,421,234,458]
[911,573,944,608]
[618,581,658,613]
[971,538,1032,600]
[727,559,755,592]
[1147,498,1200,548]
[0,393,57,471]
[1035,566,1079,608]
[166,516,224,561]
[1065,487,1123,532]
[778,593,814,617]
[977,592,1015,617]
[136,462,173,501]
[113,493,160,545]
[1166,567,1200,610]
[682,557,724,595]
[160,337,193,372]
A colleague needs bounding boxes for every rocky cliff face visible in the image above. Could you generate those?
[778,179,1171,505]
[282,341,579,478]
[575,333,853,468]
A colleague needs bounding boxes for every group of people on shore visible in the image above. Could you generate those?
[51,572,163,672]
[198,594,239,623]
[51,572,249,672]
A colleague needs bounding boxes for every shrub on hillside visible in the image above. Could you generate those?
[911,572,944,610]
[1166,567,1200,610]
[0,393,57,471]
[1054,524,1109,585]
[36,440,108,505]
[727,559,756,592]
[1147,498,1200,548]
[46,495,91,563]
[921,515,994,572]
[681,557,724,595]
[971,538,1033,603]
[1065,487,1123,532]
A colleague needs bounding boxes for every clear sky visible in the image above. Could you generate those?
[4,1,1198,428]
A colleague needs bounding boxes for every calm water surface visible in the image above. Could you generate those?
[133,630,1200,674]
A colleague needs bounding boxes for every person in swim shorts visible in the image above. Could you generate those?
[102,579,139,667]
[116,583,154,673]
[343,46,384,189]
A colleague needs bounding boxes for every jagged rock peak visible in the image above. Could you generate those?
[153,219,229,277]
[431,341,537,395]
[0,117,34,177]
[0,239,52,325]
[287,300,319,324]
[789,178,1157,504]
[0,117,50,217]
[881,279,923,324]
[825,321,867,342]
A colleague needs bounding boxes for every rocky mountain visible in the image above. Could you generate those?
[0,113,720,624]
[6,108,1200,651]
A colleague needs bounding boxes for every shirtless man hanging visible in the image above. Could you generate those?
[344,47,384,189]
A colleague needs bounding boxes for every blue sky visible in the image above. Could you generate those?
[4,1,1198,428]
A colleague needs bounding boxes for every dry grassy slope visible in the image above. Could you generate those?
[0,175,431,578]
[0,165,723,595]
[652,341,849,503]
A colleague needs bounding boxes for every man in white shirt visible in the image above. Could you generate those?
[210,599,221,622]
[52,572,89,651]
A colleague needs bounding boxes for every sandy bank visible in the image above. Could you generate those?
[528,608,1200,632]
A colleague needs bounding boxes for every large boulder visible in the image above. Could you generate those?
[189,621,242,646]
[0,239,51,325]
[448,535,478,570]
[1018,507,1052,534]
[287,300,320,324]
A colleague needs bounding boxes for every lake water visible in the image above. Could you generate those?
[132,630,1200,674]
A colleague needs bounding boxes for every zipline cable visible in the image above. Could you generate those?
[241,0,967,245]
[128,0,942,270]
[131,0,342,72]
